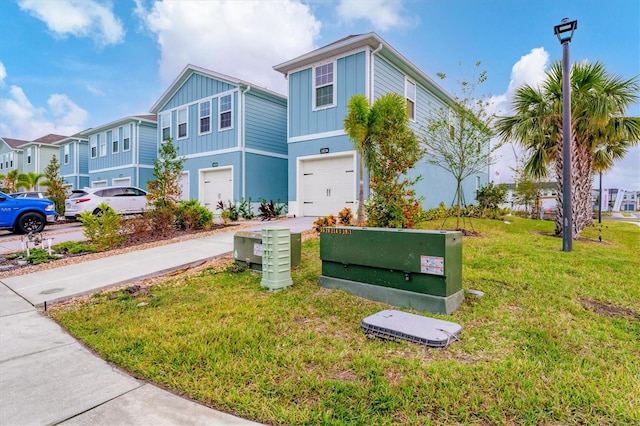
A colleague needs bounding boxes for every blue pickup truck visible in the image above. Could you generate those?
[0,191,58,233]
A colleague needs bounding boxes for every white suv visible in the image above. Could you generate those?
[64,186,149,219]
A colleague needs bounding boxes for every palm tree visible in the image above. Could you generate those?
[497,61,640,238]
[344,95,373,225]
[16,172,45,191]
[2,169,19,192]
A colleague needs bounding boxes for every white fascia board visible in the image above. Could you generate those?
[288,129,346,144]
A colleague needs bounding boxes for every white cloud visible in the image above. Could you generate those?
[0,85,88,140]
[336,0,410,31]
[487,48,550,183]
[0,61,6,87]
[18,0,125,46]
[135,0,321,94]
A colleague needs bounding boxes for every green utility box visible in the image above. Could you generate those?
[234,230,301,271]
[319,227,464,314]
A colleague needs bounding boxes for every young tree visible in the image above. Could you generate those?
[421,62,499,229]
[475,182,507,218]
[16,171,45,191]
[365,93,423,228]
[42,155,67,215]
[497,61,640,238]
[146,137,185,210]
[344,95,372,225]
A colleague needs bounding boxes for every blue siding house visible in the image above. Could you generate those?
[150,64,288,211]
[0,137,26,178]
[54,134,90,190]
[81,115,158,189]
[274,32,489,217]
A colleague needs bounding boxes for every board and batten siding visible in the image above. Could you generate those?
[288,51,366,138]
[166,91,239,156]
[244,153,287,201]
[244,92,287,155]
[163,73,236,110]
[138,123,159,166]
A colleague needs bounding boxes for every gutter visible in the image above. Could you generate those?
[241,86,251,199]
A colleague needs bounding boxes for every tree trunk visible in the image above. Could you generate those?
[554,133,564,236]
[356,156,365,225]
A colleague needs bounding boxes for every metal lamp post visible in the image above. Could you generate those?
[554,17,577,252]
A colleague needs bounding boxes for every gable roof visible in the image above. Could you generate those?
[81,115,158,136]
[150,64,286,114]
[1,137,30,150]
[273,32,455,106]
[53,131,90,145]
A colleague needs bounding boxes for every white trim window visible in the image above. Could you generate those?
[64,144,70,164]
[199,100,211,134]
[90,135,97,158]
[123,125,131,151]
[9,152,13,168]
[219,94,233,130]
[405,79,416,121]
[26,147,32,164]
[99,133,106,157]
[112,128,119,153]
[177,107,188,139]
[161,112,171,141]
[313,62,335,109]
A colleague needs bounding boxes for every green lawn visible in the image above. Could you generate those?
[50,217,640,425]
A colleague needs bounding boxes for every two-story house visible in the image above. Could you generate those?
[150,65,288,211]
[81,115,157,189]
[53,134,90,190]
[17,134,66,189]
[274,32,488,217]
[0,137,26,178]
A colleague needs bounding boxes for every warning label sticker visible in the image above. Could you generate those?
[253,243,263,256]
[420,255,444,275]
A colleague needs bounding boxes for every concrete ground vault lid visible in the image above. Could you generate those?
[361,309,462,348]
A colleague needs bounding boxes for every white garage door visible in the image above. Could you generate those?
[112,177,131,187]
[300,154,356,216]
[178,172,190,201]
[200,168,233,212]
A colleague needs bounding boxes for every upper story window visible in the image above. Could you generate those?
[123,125,131,151]
[112,128,119,153]
[90,135,97,158]
[177,107,188,139]
[9,152,12,168]
[64,144,70,164]
[405,79,416,121]
[219,94,233,130]
[199,101,211,134]
[99,134,106,157]
[161,112,171,141]
[314,62,335,109]
[26,147,32,164]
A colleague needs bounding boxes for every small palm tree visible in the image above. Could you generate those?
[497,61,640,238]
[2,169,20,192]
[16,172,45,191]
[344,95,373,225]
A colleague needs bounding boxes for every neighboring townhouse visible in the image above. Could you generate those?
[18,134,65,189]
[274,32,489,217]
[0,137,27,176]
[81,115,157,189]
[150,64,288,210]
[54,134,90,190]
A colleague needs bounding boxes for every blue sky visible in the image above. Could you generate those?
[1,0,638,189]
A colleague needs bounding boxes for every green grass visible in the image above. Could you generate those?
[50,217,640,425]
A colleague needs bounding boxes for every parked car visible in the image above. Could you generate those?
[10,191,49,199]
[0,191,58,233]
[64,186,150,219]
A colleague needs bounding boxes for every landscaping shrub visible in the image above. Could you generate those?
[146,206,176,236]
[337,207,353,226]
[313,215,336,231]
[52,241,98,255]
[238,198,255,219]
[257,199,287,221]
[120,214,152,236]
[176,200,213,230]
[79,203,125,251]
[216,200,239,223]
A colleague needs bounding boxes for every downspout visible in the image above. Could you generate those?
[136,120,141,187]
[369,43,383,102]
[241,86,251,199]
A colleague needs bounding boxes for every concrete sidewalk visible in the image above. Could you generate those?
[0,216,315,425]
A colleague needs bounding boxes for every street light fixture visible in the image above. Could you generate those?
[554,17,577,252]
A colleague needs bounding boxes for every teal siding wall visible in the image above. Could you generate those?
[89,166,138,186]
[108,125,134,167]
[164,73,235,110]
[288,51,366,138]
[78,140,89,174]
[138,122,158,166]
[59,142,74,176]
[245,153,287,202]
[245,92,287,155]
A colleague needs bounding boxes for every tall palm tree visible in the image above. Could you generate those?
[2,169,20,192]
[497,61,640,238]
[16,172,45,191]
